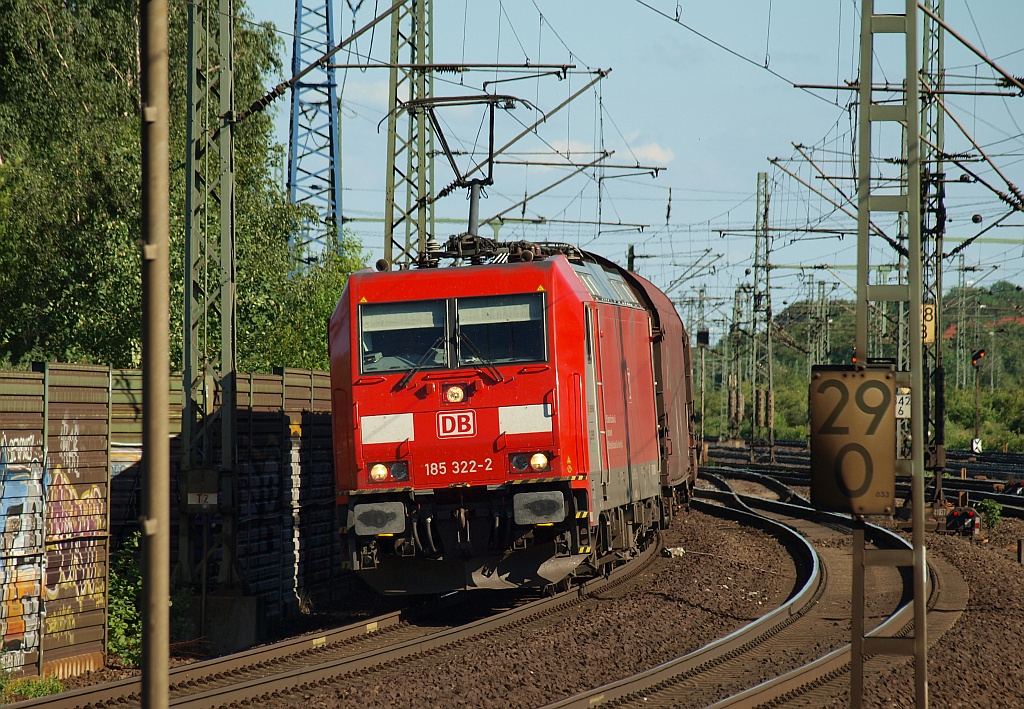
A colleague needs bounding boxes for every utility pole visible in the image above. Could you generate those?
[921,0,947,480]
[727,285,748,442]
[696,288,709,453]
[956,255,966,388]
[972,348,985,445]
[718,315,729,439]
[818,281,832,365]
[850,1,927,705]
[140,0,170,705]
[751,172,775,461]
[627,244,654,272]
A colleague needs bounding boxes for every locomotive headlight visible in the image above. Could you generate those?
[444,385,466,403]
[369,463,390,482]
[510,453,531,472]
[530,453,550,471]
[390,461,410,481]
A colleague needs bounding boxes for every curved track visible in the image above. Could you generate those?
[708,443,1024,520]
[540,473,968,708]
[23,472,967,708]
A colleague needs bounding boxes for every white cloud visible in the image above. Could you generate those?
[339,78,392,114]
[629,142,675,165]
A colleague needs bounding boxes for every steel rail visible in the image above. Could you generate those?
[162,536,663,707]
[32,537,662,708]
[539,487,826,709]
[712,454,1024,520]
[16,612,404,709]
[707,500,956,707]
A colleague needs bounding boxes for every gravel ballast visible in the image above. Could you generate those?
[45,510,1024,707]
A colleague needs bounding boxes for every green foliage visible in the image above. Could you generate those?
[243,229,367,371]
[169,586,197,644]
[696,281,1024,450]
[0,0,144,367]
[975,498,1002,530]
[107,534,198,664]
[0,0,364,371]
[107,532,143,667]
[0,673,64,702]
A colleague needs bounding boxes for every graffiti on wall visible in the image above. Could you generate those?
[46,468,105,538]
[58,420,80,480]
[43,538,106,640]
[47,416,106,539]
[43,417,108,648]
[0,434,46,672]
[110,445,142,478]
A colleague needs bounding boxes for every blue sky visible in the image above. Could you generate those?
[245,1,1024,338]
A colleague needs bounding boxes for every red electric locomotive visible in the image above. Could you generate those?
[329,235,699,594]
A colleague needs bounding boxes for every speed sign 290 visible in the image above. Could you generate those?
[810,366,897,515]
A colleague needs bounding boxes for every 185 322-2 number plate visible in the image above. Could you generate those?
[424,458,494,476]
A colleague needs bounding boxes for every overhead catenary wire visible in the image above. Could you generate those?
[631,0,846,109]
[241,1,1023,316]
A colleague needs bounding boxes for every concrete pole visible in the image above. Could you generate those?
[140,0,170,706]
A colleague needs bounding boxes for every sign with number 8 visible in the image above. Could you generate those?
[810,365,897,515]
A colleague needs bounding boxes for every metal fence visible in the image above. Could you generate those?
[0,364,337,678]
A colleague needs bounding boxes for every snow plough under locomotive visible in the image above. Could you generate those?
[329,235,699,594]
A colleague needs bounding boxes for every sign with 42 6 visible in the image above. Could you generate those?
[810,365,897,515]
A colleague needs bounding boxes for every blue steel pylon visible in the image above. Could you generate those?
[288,0,343,263]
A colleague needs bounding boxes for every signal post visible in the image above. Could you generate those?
[811,2,927,708]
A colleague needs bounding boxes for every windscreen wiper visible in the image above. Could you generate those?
[458,332,505,383]
[395,336,445,390]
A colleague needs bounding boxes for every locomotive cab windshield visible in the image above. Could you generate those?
[359,292,547,375]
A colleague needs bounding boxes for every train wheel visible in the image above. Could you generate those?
[659,494,672,529]
[544,577,571,596]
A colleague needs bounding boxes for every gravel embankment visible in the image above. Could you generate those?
[49,509,1024,707]
[269,507,797,708]
[824,518,1024,708]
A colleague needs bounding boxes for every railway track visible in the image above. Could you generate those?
[21,536,664,708]
[710,441,1024,482]
[23,472,966,707]
[541,473,968,708]
[708,445,1024,520]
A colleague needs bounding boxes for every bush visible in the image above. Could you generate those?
[108,532,143,667]
[975,498,1002,530]
[0,673,64,702]
[169,587,197,645]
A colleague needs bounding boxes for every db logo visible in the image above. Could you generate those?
[437,410,476,438]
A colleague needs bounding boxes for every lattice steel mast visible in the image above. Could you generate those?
[383,0,434,269]
[751,172,775,460]
[921,0,947,475]
[288,0,343,261]
[852,1,927,704]
[182,0,240,588]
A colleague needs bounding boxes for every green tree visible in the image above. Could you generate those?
[246,230,367,371]
[0,0,363,370]
[0,0,144,366]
